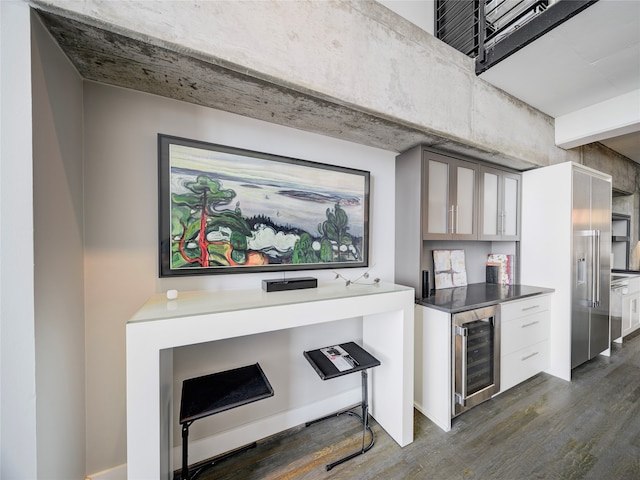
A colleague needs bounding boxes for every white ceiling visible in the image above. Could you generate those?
[478,0,640,162]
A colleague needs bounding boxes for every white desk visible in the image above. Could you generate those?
[126,281,414,479]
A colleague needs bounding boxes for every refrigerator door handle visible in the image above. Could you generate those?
[594,229,601,307]
[588,230,601,308]
[577,256,586,284]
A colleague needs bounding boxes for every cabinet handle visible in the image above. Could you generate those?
[521,351,539,361]
[521,320,540,328]
[455,205,459,234]
[449,205,455,234]
[522,305,540,311]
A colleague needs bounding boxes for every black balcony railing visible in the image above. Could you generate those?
[435,0,599,74]
[435,0,483,57]
[484,0,549,50]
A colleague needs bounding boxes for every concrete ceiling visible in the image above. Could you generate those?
[479,0,640,163]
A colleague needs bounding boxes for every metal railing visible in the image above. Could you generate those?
[483,0,549,51]
[436,0,549,58]
[435,0,598,73]
[435,0,483,57]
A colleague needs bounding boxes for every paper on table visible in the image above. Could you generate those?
[320,345,357,372]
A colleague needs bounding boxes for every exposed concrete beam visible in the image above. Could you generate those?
[582,142,639,196]
[29,0,580,170]
[34,10,456,156]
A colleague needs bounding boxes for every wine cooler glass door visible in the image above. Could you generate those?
[453,304,500,416]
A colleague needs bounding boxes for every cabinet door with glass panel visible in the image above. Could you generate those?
[479,166,521,241]
[423,151,478,240]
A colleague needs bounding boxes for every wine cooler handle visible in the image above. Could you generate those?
[455,325,468,404]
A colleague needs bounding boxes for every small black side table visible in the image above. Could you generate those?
[179,363,274,480]
[303,342,381,471]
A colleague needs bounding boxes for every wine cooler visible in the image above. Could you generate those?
[453,304,500,416]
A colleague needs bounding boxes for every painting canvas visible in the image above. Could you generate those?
[433,249,468,289]
[158,134,370,277]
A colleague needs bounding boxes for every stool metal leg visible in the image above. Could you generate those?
[324,370,375,471]
[180,424,258,480]
[181,421,192,480]
[362,369,368,450]
[305,369,376,471]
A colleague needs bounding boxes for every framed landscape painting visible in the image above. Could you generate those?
[158,134,370,277]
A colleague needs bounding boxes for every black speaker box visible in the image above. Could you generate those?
[422,270,430,298]
[262,277,318,292]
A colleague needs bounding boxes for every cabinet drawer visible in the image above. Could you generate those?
[501,294,550,321]
[501,340,548,392]
[501,311,549,356]
[627,276,640,294]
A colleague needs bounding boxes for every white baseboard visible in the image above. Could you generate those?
[86,388,360,480]
[85,464,126,480]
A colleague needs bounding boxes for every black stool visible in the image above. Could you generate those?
[179,363,274,480]
[303,342,381,471]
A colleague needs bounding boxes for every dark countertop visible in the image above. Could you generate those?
[417,283,554,314]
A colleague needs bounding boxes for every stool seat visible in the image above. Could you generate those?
[303,342,380,471]
[179,363,274,479]
[303,341,380,380]
[180,363,274,424]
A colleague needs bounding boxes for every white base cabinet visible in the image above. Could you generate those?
[502,341,549,392]
[415,293,552,432]
[621,276,640,340]
[500,295,550,391]
[414,304,453,432]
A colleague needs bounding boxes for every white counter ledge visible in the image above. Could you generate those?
[129,281,413,323]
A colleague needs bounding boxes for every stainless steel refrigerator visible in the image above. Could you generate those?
[570,167,611,368]
[521,162,611,381]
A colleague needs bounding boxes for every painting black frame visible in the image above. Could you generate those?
[158,134,370,277]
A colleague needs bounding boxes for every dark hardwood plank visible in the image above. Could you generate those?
[184,332,640,480]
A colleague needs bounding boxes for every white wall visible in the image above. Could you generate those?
[32,11,86,479]
[82,82,397,474]
[0,2,38,478]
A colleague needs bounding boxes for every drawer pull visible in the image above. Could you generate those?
[521,351,539,361]
[522,305,540,311]
[521,320,540,328]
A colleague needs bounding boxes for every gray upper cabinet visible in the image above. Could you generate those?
[478,166,521,241]
[423,151,478,240]
[396,145,522,297]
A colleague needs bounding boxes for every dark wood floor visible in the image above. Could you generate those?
[188,331,640,480]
